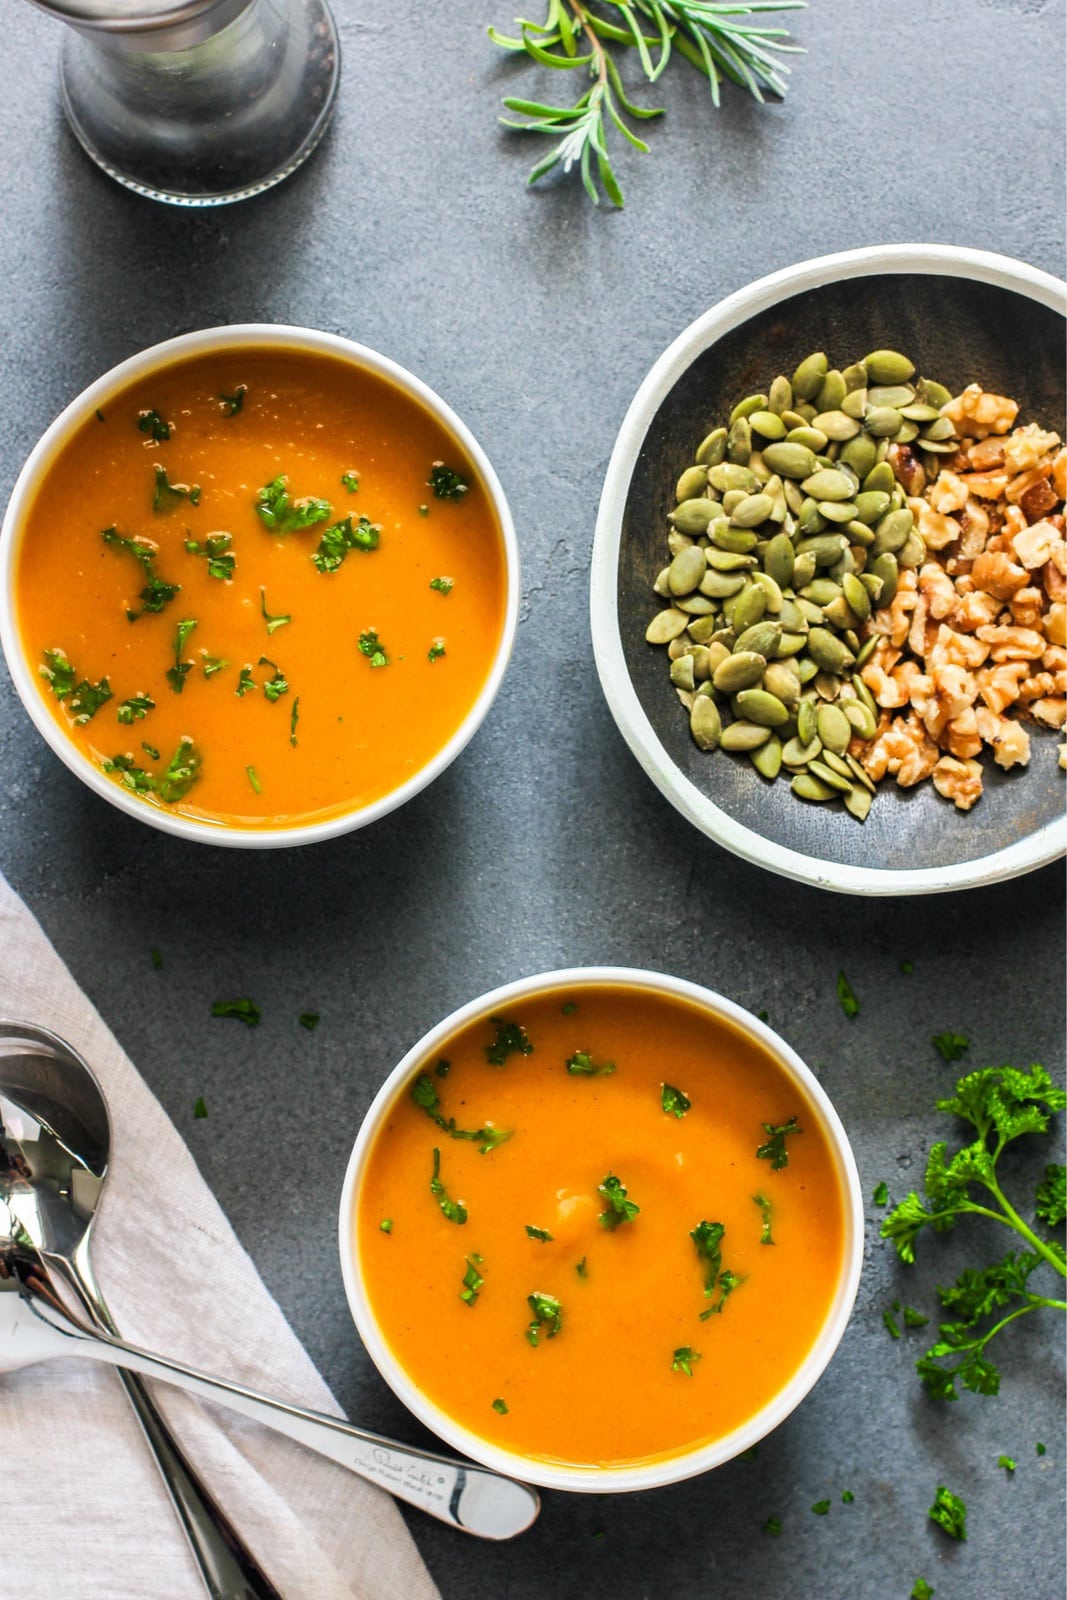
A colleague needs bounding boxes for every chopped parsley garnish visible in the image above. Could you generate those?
[910,1583,934,1600]
[101,525,180,619]
[418,503,429,516]
[202,657,228,679]
[428,639,446,663]
[341,470,360,493]
[671,1346,700,1376]
[141,742,160,760]
[429,1147,467,1224]
[756,1115,802,1171]
[159,736,201,802]
[246,766,261,794]
[753,1192,774,1245]
[428,461,469,500]
[358,628,389,668]
[525,1225,553,1242]
[193,1096,208,1119]
[526,1291,562,1345]
[430,576,454,595]
[487,1016,533,1066]
[102,753,154,794]
[576,1257,588,1278]
[997,1454,1016,1472]
[255,475,331,534]
[691,1219,744,1315]
[460,1254,485,1307]
[185,533,234,580]
[928,1485,967,1541]
[150,948,163,969]
[237,666,256,697]
[565,1050,615,1077]
[289,696,300,747]
[932,1031,970,1063]
[153,465,201,511]
[95,408,105,423]
[561,1001,577,1016]
[435,1059,451,1078]
[138,408,170,442]
[258,656,289,702]
[881,1063,1066,1401]
[39,649,112,724]
[811,1500,830,1516]
[491,1397,509,1414]
[762,1516,781,1536]
[841,1490,854,1503]
[259,588,290,635]
[165,618,198,693]
[661,1082,691,1118]
[211,998,261,1027]
[410,1074,512,1154]
[597,1173,639,1230]
[312,514,381,573]
[380,1218,393,1234]
[872,1180,889,1206]
[836,970,860,1018]
[902,1305,929,1328]
[218,386,246,416]
[299,1012,320,1030]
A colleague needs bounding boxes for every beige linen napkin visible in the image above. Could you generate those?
[0,870,441,1600]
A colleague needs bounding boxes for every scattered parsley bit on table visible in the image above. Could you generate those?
[836,970,860,1018]
[566,1049,616,1077]
[255,474,331,534]
[997,1454,1016,1472]
[1037,1442,1047,1455]
[429,1147,467,1225]
[598,1173,639,1229]
[872,1180,889,1206]
[761,1516,782,1536]
[756,1116,801,1170]
[491,1397,509,1414]
[299,1012,320,1031]
[901,960,915,975]
[928,1485,967,1541]
[661,1082,691,1117]
[428,462,468,500]
[525,1225,553,1242]
[487,1016,533,1065]
[526,1291,562,1344]
[671,1346,700,1376]
[841,1490,854,1503]
[460,1255,485,1306]
[193,1096,208,1119]
[811,1500,830,1516]
[883,1307,901,1340]
[932,1031,970,1062]
[910,1582,934,1600]
[881,1062,1066,1399]
[150,949,163,970]
[211,998,262,1027]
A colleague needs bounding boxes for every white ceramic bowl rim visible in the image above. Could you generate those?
[0,324,520,849]
[337,965,864,1494]
[591,244,1067,896]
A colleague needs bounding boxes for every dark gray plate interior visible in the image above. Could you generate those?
[618,272,1066,874]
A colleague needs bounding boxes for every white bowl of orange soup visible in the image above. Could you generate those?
[0,327,518,846]
[339,968,863,1493]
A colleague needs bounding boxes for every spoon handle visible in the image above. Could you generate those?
[54,1254,286,1600]
[29,1285,539,1540]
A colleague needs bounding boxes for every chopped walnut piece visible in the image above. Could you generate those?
[970,551,1029,600]
[932,756,984,810]
[975,707,1031,769]
[942,384,1018,439]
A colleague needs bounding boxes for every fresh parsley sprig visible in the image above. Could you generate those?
[490,0,805,206]
[881,1063,1066,1401]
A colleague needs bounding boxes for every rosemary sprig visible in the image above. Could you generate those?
[491,0,805,205]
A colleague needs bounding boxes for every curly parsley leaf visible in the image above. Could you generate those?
[598,1173,639,1229]
[487,1016,534,1066]
[429,1147,467,1225]
[428,462,469,501]
[39,649,112,724]
[661,1082,691,1117]
[1036,1163,1066,1228]
[526,1291,562,1344]
[358,629,389,668]
[341,470,359,493]
[672,1346,700,1376]
[690,1219,743,1315]
[430,576,454,595]
[526,1224,553,1242]
[756,1115,802,1171]
[928,1485,967,1541]
[258,656,289,703]
[185,533,235,580]
[933,1031,970,1063]
[428,639,447,663]
[491,1397,509,1414]
[255,475,331,535]
[312,514,381,573]
[566,1050,616,1077]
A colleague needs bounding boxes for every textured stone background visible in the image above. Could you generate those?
[0,1,1064,1595]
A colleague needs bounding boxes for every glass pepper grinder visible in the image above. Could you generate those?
[27,0,341,205]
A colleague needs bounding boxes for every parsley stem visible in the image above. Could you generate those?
[987,1178,1067,1278]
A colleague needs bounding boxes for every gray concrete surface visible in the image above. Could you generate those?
[0,1,1064,1596]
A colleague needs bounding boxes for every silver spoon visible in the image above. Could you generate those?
[0,1020,540,1542]
[0,1020,284,1599]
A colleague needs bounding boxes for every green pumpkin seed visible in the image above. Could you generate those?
[899,402,941,423]
[815,370,846,412]
[763,441,818,480]
[818,501,859,525]
[686,615,721,644]
[647,608,690,644]
[839,432,878,479]
[812,410,861,441]
[922,415,957,443]
[730,492,774,528]
[727,417,752,463]
[786,426,830,453]
[846,519,876,546]
[689,645,713,681]
[844,785,873,821]
[898,530,926,569]
[895,419,920,443]
[821,595,860,632]
[819,749,854,778]
[764,531,796,588]
[854,489,891,525]
[734,621,781,659]
[709,462,759,495]
[791,772,836,802]
[709,521,759,553]
[867,551,898,608]
[690,695,722,750]
[750,569,784,612]
[721,490,746,517]
[807,758,852,793]
[864,405,904,438]
[695,427,728,466]
[845,753,877,793]
[815,703,852,754]
[917,377,952,409]
[670,498,719,535]
[841,572,871,622]
[667,530,695,557]
[768,375,793,415]
[653,566,672,596]
[707,548,756,572]
[808,626,853,674]
[749,736,783,780]
[792,352,828,401]
[802,468,856,502]
[712,650,767,694]
[676,464,710,502]
[735,687,790,727]
[872,507,913,554]
[676,594,716,615]
[864,349,915,385]
[704,641,732,675]
[748,410,787,441]
[730,393,768,425]
[792,550,818,587]
[668,545,708,595]
[796,535,848,568]
[670,654,695,690]
[841,360,868,392]
[797,499,825,535]
[720,720,771,752]
[781,733,822,767]
[867,384,915,410]
[763,662,801,708]
[862,461,897,496]
[795,698,817,744]
[699,569,747,599]
[843,699,877,739]
[855,632,880,667]
[731,584,768,632]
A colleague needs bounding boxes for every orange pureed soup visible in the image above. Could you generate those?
[355,983,847,1469]
[15,348,507,829]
